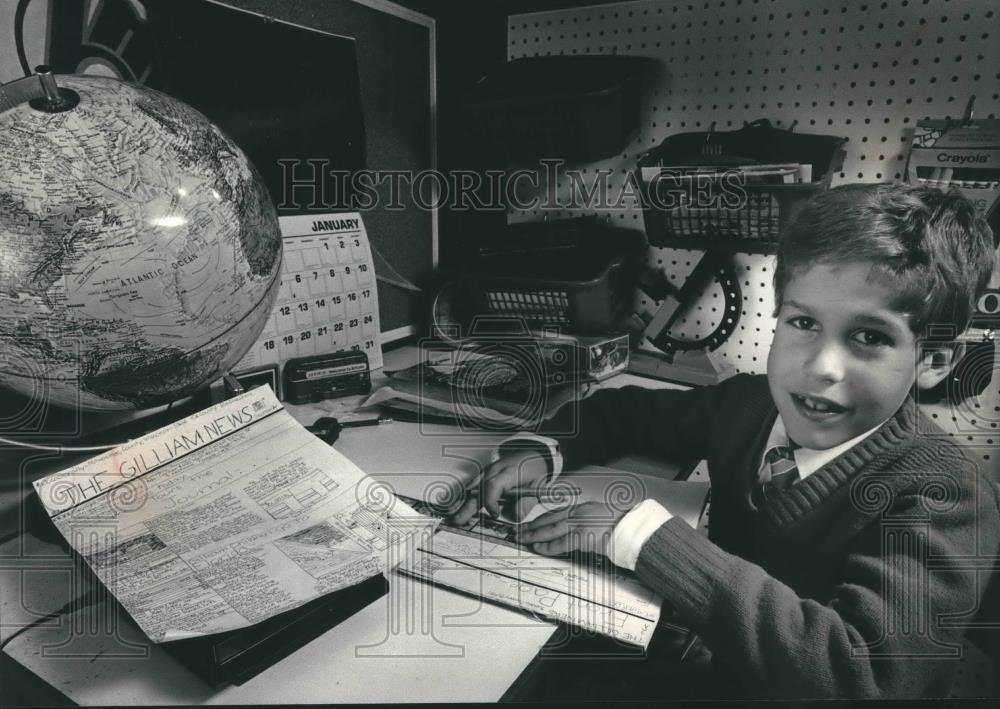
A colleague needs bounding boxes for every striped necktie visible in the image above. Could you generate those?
[753,445,800,505]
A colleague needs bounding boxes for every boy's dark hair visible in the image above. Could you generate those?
[774,183,995,335]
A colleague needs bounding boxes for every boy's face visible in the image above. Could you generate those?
[767,260,940,450]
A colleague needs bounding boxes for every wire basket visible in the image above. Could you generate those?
[636,120,846,253]
[638,177,825,254]
[471,271,624,331]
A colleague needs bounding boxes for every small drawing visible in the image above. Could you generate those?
[252,471,341,520]
[273,522,370,578]
[84,531,167,570]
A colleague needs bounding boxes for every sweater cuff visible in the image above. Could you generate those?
[491,433,563,478]
[633,517,734,629]
[609,499,673,571]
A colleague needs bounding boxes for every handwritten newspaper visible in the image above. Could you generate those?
[33,387,435,642]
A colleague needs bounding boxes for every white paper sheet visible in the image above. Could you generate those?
[394,494,662,649]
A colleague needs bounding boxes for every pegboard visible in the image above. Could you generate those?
[507,0,1000,479]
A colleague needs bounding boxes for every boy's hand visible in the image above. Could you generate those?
[516,502,628,558]
[451,450,549,525]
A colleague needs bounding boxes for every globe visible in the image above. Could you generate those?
[0,74,283,411]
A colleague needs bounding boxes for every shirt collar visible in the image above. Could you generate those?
[763,416,883,480]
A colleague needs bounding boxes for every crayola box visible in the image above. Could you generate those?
[905,118,1000,223]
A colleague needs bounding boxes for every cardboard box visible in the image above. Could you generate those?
[533,330,630,382]
[905,118,1000,223]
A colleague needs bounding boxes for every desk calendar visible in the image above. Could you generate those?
[235,213,383,378]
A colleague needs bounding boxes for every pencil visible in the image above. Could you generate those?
[679,631,699,662]
[500,485,583,496]
[339,414,393,428]
[460,484,583,504]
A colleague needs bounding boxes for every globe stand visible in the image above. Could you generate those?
[0,387,211,461]
[27,65,80,112]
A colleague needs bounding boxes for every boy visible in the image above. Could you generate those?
[452,184,1000,699]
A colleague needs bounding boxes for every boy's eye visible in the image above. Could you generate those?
[851,329,893,347]
[786,316,817,331]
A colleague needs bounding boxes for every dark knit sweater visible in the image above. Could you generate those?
[543,374,1000,699]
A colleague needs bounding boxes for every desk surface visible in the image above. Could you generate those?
[0,347,691,704]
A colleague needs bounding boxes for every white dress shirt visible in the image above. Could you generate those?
[490,432,563,477]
